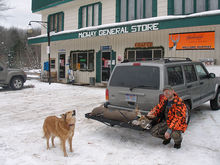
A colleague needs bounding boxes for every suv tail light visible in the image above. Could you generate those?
[159,94,165,102]
[106,88,109,101]
[133,63,141,66]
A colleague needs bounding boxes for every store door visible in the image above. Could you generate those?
[101,51,111,82]
[59,53,66,79]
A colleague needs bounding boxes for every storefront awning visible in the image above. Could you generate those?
[28,10,220,45]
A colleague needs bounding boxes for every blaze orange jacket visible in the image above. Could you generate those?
[150,93,188,132]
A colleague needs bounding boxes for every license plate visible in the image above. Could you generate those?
[125,94,137,102]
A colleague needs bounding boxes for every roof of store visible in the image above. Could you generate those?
[28,10,220,45]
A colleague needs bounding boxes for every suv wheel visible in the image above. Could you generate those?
[10,77,24,90]
[210,89,220,110]
[185,103,191,124]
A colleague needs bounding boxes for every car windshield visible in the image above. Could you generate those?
[109,65,160,89]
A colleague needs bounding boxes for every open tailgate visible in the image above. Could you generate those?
[85,112,144,131]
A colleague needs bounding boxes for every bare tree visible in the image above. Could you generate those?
[0,0,10,17]
[0,25,41,68]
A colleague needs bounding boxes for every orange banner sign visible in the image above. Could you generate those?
[169,32,215,50]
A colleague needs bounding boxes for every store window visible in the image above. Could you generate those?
[170,0,220,15]
[174,0,183,15]
[197,0,206,12]
[209,0,219,10]
[50,59,56,69]
[145,0,153,18]
[48,12,64,32]
[70,51,94,71]
[126,48,163,62]
[185,0,194,14]
[117,0,155,22]
[79,3,102,28]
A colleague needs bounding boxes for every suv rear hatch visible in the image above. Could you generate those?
[107,64,161,113]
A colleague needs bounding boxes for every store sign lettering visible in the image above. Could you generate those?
[99,27,129,36]
[78,23,159,38]
[131,23,159,32]
[78,31,97,38]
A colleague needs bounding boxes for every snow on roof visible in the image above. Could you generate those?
[28,10,220,40]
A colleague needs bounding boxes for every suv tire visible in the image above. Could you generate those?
[185,102,191,124]
[10,77,24,90]
[210,89,220,110]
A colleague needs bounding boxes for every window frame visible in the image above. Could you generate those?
[125,47,164,62]
[167,65,184,86]
[48,12,64,32]
[183,64,198,83]
[70,50,95,71]
[195,64,210,80]
[168,0,220,15]
[116,0,157,22]
[78,2,102,29]
[50,58,56,69]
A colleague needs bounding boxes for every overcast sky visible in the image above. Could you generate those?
[0,0,41,29]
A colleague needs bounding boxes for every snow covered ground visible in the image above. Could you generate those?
[0,67,220,165]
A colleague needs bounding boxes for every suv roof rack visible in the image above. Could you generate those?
[122,57,192,63]
[162,57,192,63]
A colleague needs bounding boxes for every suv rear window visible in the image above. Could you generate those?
[109,66,160,89]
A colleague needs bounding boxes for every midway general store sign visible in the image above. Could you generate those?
[78,23,159,38]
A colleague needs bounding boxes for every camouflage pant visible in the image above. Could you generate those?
[150,121,182,145]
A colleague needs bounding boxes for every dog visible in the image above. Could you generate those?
[43,110,76,157]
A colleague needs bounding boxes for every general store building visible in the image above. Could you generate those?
[29,0,220,84]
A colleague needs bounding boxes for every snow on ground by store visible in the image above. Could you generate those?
[0,67,220,165]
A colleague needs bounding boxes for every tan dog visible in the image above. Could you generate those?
[43,110,76,157]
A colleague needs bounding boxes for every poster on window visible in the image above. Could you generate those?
[60,59,65,67]
[169,32,215,50]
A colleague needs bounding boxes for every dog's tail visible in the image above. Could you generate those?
[42,131,46,139]
[42,124,47,139]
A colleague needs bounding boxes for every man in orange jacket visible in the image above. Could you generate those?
[147,86,188,149]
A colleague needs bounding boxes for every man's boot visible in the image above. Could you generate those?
[162,138,171,145]
[174,143,181,149]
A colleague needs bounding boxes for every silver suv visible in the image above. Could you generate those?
[104,58,220,123]
[0,61,27,90]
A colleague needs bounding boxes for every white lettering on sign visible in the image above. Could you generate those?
[131,23,159,32]
[79,31,97,38]
[99,27,128,36]
[78,23,159,38]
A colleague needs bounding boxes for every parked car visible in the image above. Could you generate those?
[0,61,27,90]
[86,58,220,128]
